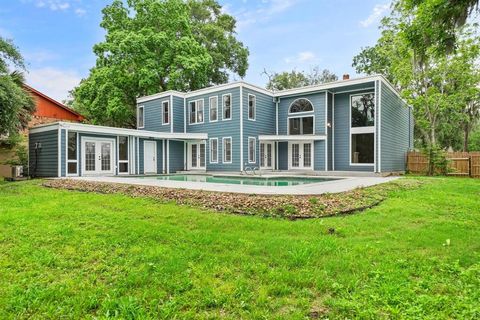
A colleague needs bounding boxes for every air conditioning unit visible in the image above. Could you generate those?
[11,166,24,178]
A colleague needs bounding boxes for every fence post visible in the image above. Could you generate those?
[469,156,472,178]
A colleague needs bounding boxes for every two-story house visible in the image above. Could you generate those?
[29,74,413,177]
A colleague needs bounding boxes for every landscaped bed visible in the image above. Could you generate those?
[43,178,422,219]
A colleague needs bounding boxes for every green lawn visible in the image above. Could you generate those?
[0,177,479,319]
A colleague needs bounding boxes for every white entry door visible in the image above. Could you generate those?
[188,142,206,170]
[82,138,115,176]
[260,142,274,169]
[288,142,313,170]
[143,141,157,174]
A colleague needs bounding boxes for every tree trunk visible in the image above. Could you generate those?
[464,124,470,152]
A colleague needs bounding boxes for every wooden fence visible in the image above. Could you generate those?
[407,151,480,178]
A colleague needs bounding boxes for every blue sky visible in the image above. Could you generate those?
[0,0,391,101]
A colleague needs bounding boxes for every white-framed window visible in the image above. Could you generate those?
[248,137,256,163]
[67,131,78,175]
[209,96,218,122]
[350,93,375,165]
[137,106,144,128]
[289,98,314,114]
[118,136,129,174]
[162,101,169,125]
[248,94,256,120]
[209,138,218,163]
[288,116,314,135]
[189,99,204,124]
[222,94,232,120]
[223,137,232,163]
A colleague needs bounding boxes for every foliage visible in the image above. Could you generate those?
[265,66,338,91]
[2,144,28,167]
[422,144,449,175]
[1,177,480,318]
[0,37,35,138]
[72,0,248,127]
[468,124,480,150]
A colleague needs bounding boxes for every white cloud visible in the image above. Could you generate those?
[22,0,86,16]
[235,0,298,30]
[360,3,390,27]
[25,67,82,102]
[24,50,59,63]
[284,51,317,64]
[75,8,86,17]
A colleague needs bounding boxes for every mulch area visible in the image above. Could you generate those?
[42,178,422,219]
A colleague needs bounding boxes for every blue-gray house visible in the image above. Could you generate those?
[28,75,413,177]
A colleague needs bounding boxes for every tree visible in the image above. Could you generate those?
[72,0,248,127]
[0,37,35,141]
[265,67,338,91]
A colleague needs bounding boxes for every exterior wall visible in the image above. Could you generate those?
[29,129,58,177]
[173,96,185,133]
[138,139,164,174]
[333,88,376,172]
[31,91,84,121]
[169,140,185,173]
[278,142,288,170]
[139,96,171,132]
[60,129,66,177]
[242,87,276,169]
[314,141,326,171]
[277,91,326,135]
[327,92,333,171]
[380,82,412,172]
[187,87,241,171]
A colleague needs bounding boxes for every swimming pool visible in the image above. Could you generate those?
[136,175,337,187]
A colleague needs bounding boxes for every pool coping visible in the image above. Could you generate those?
[64,175,400,195]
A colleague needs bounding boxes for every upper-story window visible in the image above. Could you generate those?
[223,94,232,120]
[137,106,144,128]
[162,101,169,125]
[209,96,218,122]
[351,93,375,127]
[289,98,313,113]
[248,94,256,120]
[189,99,204,124]
[350,93,375,165]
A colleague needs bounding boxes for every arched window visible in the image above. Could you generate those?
[289,98,313,113]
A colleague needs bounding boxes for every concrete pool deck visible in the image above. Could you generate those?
[67,175,400,195]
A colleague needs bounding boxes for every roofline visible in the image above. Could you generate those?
[23,84,85,120]
[135,74,406,105]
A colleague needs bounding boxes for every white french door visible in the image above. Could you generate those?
[288,142,313,170]
[82,138,115,176]
[188,142,206,170]
[260,142,274,169]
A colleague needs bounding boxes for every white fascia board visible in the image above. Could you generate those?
[136,91,185,104]
[29,122,60,134]
[258,134,326,141]
[57,122,207,140]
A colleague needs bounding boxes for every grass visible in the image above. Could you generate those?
[0,177,479,319]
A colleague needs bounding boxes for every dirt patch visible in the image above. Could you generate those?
[42,178,423,219]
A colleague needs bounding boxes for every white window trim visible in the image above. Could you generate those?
[222,93,232,121]
[162,101,170,125]
[349,92,375,166]
[287,115,315,135]
[248,137,256,163]
[66,131,78,176]
[117,136,129,175]
[288,98,314,115]
[209,96,219,122]
[189,99,205,125]
[222,137,232,163]
[137,105,144,129]
[248,94,256,121]
[209,138,218,164]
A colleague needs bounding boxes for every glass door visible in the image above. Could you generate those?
[260,142,273,169]
[189,142,206,170]
[82,139,114,175]
[289,142,313,170]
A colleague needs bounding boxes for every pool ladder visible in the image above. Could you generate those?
[243,163,259,175]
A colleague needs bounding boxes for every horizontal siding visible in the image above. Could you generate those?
[29,129,58,177]
[169,140,185,173]
[278,142,288,170]
[61,129,66,177]
[139,96,171,132]
[314,141,326,171]
[173,96,185,133]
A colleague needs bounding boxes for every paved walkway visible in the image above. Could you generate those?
[68,175,400,195]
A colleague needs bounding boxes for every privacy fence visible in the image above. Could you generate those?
[407,151,480,178]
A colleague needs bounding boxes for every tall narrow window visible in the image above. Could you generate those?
[67,132,77,175]
[210,138,218,163]
[350,93,375,165]
[248,137,256,163]
[118,136,129,173]
[197,99,204,123]
[209,96,218,122]
[223,137,232,163]
[223,94,231,120]
[248,94,256,120]
[162,101,169,125]
[137,106,144,128]
[189,100,204,124]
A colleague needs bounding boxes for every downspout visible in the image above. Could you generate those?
[275,97,279,170]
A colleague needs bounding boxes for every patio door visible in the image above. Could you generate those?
[188,142,206,170]
[260,142,274,169]
[82,138,115,176]
[288,142,313,170]
[143,140,157,174]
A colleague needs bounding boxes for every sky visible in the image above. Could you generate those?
[0,0,391,102]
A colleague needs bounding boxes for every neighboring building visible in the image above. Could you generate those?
[28,75,413,177]
[1,85,84,177]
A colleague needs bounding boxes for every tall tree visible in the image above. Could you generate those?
[73,0,248,127]
[265,67,338,91]
[0,37,35,140]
